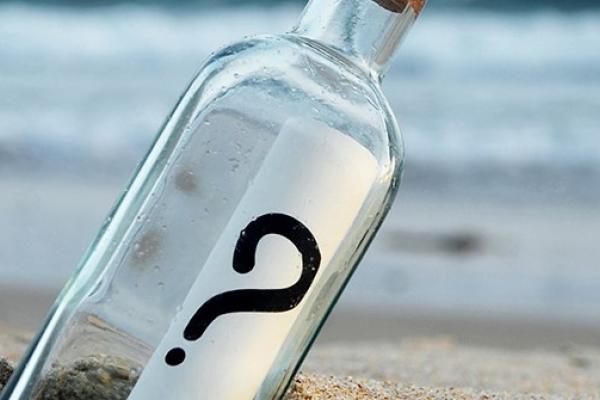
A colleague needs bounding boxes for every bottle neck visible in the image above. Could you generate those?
[292,0,423,80]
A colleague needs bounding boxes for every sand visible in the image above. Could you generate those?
[287,375,557,400]
[0,358,12,393]
[33,356,140,400]
[1,329,600,399]
[0,328,30,364]
[299,339,600,398]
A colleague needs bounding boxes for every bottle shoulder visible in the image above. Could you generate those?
[200,34,392,112]
[182,34,403,167]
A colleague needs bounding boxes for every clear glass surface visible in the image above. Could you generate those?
[1,0,419,398]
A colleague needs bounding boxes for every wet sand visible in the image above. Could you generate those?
[4,284,600,351]
[2,173,600,320]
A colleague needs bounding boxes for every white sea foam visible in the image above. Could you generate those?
[1,4,599,171]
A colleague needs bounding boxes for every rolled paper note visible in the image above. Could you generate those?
[128,118,378,400]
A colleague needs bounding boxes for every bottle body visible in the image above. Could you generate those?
[3,31,403,400]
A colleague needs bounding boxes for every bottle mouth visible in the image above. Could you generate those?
[372,0,427,14]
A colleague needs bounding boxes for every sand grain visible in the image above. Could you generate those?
[1,330,600,399]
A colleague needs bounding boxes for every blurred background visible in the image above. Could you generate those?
[1,0,599,349]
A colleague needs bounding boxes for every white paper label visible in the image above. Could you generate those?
[128,118,378,399]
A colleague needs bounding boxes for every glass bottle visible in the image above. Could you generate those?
[2,0,425,399]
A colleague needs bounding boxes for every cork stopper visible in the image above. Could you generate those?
[372,0,426,14]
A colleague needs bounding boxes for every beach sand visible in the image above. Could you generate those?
[2,326,600,399]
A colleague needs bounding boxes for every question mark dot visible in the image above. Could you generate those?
[165,347,186,366]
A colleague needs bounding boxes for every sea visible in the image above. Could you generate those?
[1,0,599,322]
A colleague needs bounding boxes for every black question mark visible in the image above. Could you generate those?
[165,213,321,367]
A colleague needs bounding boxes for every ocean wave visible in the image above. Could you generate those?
[5,0,600,11]
[1,3,599,172]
